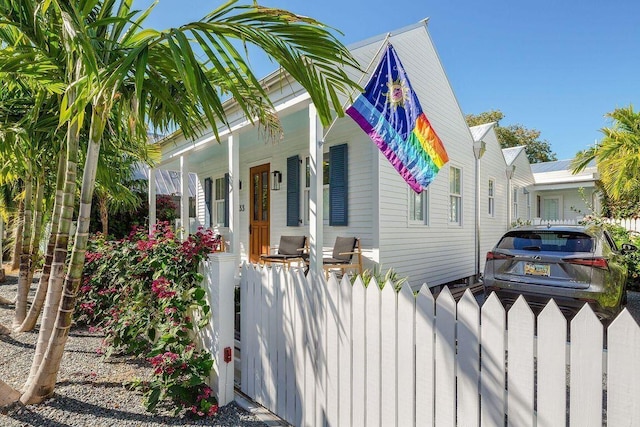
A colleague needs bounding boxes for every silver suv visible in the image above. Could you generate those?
[483,224,634,320]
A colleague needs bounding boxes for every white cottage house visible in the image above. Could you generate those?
[502,145,536,226]
[531,159,600,221]
[151,21,503,289]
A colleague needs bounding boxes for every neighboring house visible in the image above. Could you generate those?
[134,166,199,227]
[470,123,509,272]
[502,145,536,225]
[531,159,600,221]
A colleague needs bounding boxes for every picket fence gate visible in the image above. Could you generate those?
[239,263,640,426]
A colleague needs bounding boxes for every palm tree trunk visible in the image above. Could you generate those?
[10,199,24,271]
[23,110,79,392]
[21,105,104,404]
[29,174,45,272]
[18,154,65,332]
[14,174,33,329]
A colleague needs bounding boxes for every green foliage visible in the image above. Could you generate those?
[351,266,408,292]
[465,110,557,163]
[579,214,640,291]
[511,218,533,228]
[76,222,224,417]
[572,105,640,214]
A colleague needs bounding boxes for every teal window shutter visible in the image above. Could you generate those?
[204,177,212,228]
[224,173,230,228]
[330,144,348,226]
[287,155,300,226]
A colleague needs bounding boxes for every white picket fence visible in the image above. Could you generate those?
[239,264,640,426]
[531,217,640,233]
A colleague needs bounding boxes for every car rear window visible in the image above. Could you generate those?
[497,230,594,252]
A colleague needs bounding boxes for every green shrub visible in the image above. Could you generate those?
[581,215,640,291]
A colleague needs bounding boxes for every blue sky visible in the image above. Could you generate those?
[136,0,639,160]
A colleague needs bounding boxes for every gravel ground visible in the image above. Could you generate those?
[0,269,268,427]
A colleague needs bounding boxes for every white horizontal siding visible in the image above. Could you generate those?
[511,152,535,224]
[366,26,476,288]
[536,187,597,222]
[479,130,509,272]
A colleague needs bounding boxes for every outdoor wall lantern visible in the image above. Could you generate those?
[271,170,282,191]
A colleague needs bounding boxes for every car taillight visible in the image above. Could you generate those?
[486,251,514,261]
[563,257,609,270]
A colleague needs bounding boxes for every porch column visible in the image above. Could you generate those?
[180,154,190,241]
[228,134,240,257]
[148,167,156,235]
[309,103,324,279]
[203,252,236,406]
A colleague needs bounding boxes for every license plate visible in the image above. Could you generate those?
[524,262,550,276]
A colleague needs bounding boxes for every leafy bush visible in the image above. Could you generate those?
[581,215,640,291]
[77,222,222,417]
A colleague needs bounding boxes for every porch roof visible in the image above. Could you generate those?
[133,164,198,197]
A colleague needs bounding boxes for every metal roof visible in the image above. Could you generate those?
[133,165,198,197]
[530,159,596,173]
[502,146,526,166]
[469,122,496,142]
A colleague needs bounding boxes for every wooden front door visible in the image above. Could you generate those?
[249,163,270,263]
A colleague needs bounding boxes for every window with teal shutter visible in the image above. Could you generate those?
[329,144,348,226]
[287,155,300,226]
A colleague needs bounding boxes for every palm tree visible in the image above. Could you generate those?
[572,105,640,201]
[0,0,361,405]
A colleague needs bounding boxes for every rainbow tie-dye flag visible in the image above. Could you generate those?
[346,44,448,193]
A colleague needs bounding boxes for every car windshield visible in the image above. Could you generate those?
[497,230,594,252]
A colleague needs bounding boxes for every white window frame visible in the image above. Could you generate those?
[488,178,495,218]
[409,188,429,226]
[525,191,531,220]
[449,166,462,225]
[512,186,519,219]
[304,154,330,225]
[213,176,226,226]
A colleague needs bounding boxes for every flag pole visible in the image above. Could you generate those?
[320,33,391,143]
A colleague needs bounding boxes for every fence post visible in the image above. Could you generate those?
[203,252,237,406]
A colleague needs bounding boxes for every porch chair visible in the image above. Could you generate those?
[260,235,308,269]
[321,236,363,279]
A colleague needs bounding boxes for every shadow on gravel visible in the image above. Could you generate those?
[0,335,36,350]
[7,407,73,427]
[8,397,268,427]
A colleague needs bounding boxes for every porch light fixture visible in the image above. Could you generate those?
[271,170,282,191]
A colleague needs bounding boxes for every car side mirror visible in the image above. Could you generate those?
[622,243,637,254]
